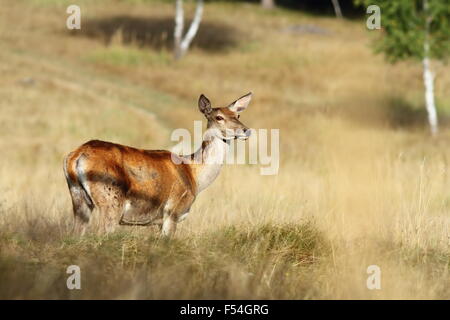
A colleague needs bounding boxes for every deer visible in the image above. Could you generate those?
[63,93,252,237]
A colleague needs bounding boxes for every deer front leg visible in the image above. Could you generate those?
[161,214,177,238]
[160,192,192,238]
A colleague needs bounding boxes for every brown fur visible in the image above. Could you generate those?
[64,140,196,235]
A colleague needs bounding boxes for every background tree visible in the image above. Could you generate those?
[174,0,204,59]
[331,0,343,18]
[261,0,275,10]
[357,0,450,135]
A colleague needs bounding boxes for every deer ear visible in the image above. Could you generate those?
[198,94,212,115]
[228,92,252,113]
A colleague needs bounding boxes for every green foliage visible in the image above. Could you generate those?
[356,0,450,62]
[86,47,171,67]
[0,223,327,299]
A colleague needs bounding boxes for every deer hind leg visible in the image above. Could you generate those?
[68,186,93,236]
[90,183,126,234]
[98,204,120,234]
[64,153,94,236]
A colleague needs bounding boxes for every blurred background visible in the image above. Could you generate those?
[0,0,450,299]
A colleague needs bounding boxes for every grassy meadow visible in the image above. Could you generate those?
[1,0,450,299]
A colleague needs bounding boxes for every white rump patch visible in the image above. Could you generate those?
[76,156,91,199]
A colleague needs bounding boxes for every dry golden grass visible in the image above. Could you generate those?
[1,0,450,299]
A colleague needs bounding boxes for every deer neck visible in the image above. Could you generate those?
[189,133,230,194]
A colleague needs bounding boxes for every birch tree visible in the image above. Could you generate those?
[261,0,275,10]
[357,0,450,135]
[174,0,204,59]
[331,0,343,18]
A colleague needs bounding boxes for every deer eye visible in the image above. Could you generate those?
[215,115,224,121]
[237,115,240,119]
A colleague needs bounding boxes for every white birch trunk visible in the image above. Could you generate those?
[423,56,438,136]
[331,0,343,19]
[423,0,438,135]
[180,0,203,54]
[174,0,204,60]
[174,0,184,59]
[261,0,275,9]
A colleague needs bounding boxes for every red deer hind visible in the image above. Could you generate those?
[63,93,252,237]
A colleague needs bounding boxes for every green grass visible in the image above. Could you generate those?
[0,222,327,299]
[2,221,445,299]
[85,46,171,67]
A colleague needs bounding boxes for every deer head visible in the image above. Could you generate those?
[198,92,252,141]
